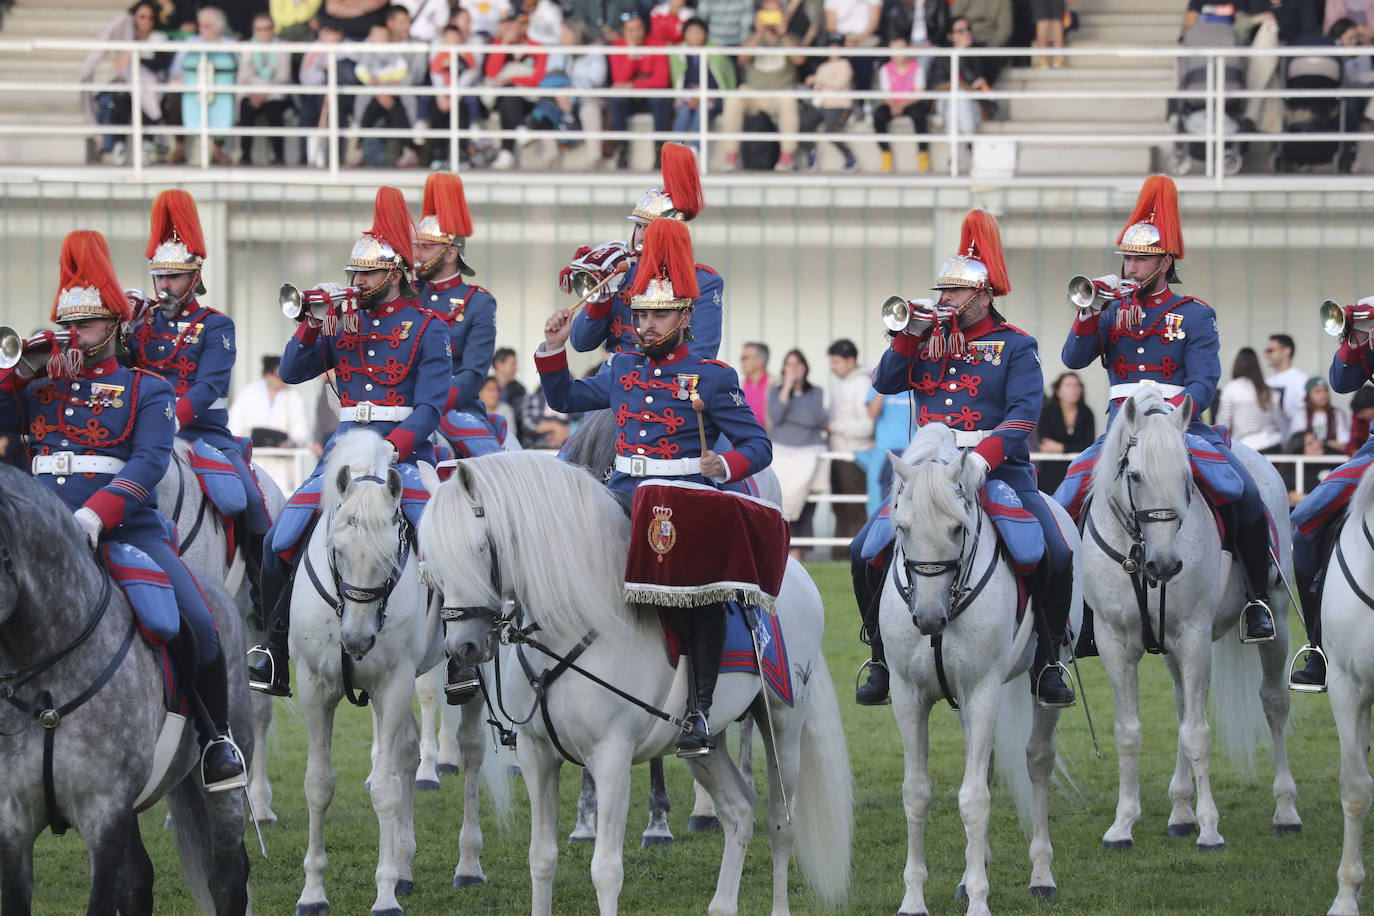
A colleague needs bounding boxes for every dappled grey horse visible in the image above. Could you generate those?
[0,464,253,915]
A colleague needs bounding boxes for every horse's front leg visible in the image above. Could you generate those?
[570,769,597,844]
[1163,653,1197,837]
[248,690,278,825]
[955,681,1000,916]
[413,666,442,791]
[688,749,757,916]
[297,679,339,915]
[587,745,634,915]
[1098,622,1144,850]
[891,668,934,916]
[453,696,488,887]
[688,776,719,833]
[0,826,37,916]
[1329,672,1373,916]
[1255,614,1301,833]
[641,757,674,847]
[1174,639,1223,850]
[1026,704,1060,897]
[521,737,564,916]
[92,810,150,916]
[368,674,420,915]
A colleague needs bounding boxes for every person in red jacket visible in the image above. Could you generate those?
[483,10,547,169]
[609,13,671,169]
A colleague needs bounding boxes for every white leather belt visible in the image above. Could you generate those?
[209,397,227,410]
[1110,381,1184,401]
[952,430,991,448]
[615,455,703,477]
[32,452,126,475]
[339,403,414,424]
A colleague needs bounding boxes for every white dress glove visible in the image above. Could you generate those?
[386,440,401,466]
[74,506,103,549]
[1081,274,1121,313]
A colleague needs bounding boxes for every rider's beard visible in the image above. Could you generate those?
[640,328,682,360]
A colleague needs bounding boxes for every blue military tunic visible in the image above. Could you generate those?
[570,262,724,362]
[280,293,450,465]
[414,274,496,417]
[0,357,221,662]
[127,300,269,532]
[535,341,770,494]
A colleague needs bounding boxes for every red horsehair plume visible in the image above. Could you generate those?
[958,208,1010,298]
[628,219,699,300]
[52,229,130,324]
[370,186,417,269]
[145,189,206,259]
[1118,174,1184,260]
[423,172,474,238]
[660,143,704,221]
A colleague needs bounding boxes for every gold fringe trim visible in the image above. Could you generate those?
[623,584,778,615]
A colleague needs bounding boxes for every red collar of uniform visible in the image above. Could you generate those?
[1144,285,1172,309]
[427,274,466,293]
[87,356,121,376]
[650,342,690,367]
[960,314,999,341]
[371,296,405,317]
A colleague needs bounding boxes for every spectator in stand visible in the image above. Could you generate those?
[318,0,389,39]
[1348,384,1374,455]
[272,0,322,39]
[1217,346,1286,452]
[352,21,422,167]
[826,338,874,559]
[228,355,313,447]
[568,0,636,42]
[480,375,519,431]
[533,18,608,157]
[873,36,929,173]
[721,0,805,172]
[607,12,671,169]
[1264,332,1310,443]
[670,18,736,148]
[83,1,172,165]
[484,10,548,169]
[770,349,829,560]
[882,0,947,51]
[652,0,696,44]
[1330,17,1373,172]
[492,346,527,407]
[697,0,755,46]
[237,12,291,166]
[951,0,1010,82]
[1325,0,1374,38]
[786,0,823,50]
[297,22,348,168]
[462,0,512,37]
[738,341,771,427]
[385,4,434,138]
[1031,0,1069,69]
[519,387,578,449]
[1036,371,1095,494]
[823,0,881,94]
[427,21,482,168]
[171,6,237,165]
[396,0,448,40]
[928,17,993,140]
[802,34,859,171]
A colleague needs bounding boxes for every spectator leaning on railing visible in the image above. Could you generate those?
[82,0,172,165]
[427,22,482,168]
[484,10,548,169]
[296,21,346,168]
[237,12,292,166]
[669,18,736,147]
[171,6,237,165]
[607,13,672,169]
[721,0,805,171]
[352,21,423,167]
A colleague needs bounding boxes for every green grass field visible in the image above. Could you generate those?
[28,561,1355,915]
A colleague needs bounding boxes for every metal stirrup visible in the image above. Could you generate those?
[1239,600,1277,645]
[201,733,248,793]
[1032,661,1077,709]
[1287,644,1329,694]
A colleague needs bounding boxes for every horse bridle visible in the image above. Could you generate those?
[1102,422,1190,576]
[890,489,989,618]
[308,475,410,632]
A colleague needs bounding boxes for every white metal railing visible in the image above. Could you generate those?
[7,37,1372,183]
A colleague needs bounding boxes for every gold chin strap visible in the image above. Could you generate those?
[84,322,121,360]
[632,308,691,350]
[158,269,199,319]
[358,266,398,306]
[416,244,447,276]
[1124,256,1169,298]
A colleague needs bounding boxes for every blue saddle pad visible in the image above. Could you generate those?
[660,601,793,707]
[396,463,430,530]
[1293,454,1371,537]
[1054,435,1244,518]
[100,542,179,643]
[188,439,247,516]
[439,409,501,458]
[271,474,324,558]
[858,505,894,564]
[980,480,1044,573]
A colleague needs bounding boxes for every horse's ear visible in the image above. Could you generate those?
[456,461,477,498]
[334,466,352,497]
[1171,395,1193,430]
[1123,395,1139,428]
[386,467,403,501]
[888,452,912,483]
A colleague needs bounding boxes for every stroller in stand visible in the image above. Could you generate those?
[1168,21,1252,177]
[1272,37,1346,172]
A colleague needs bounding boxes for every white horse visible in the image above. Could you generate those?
[158,439,287,825]
[1320,462,1374,916]
[881,425,1080,916]
[418,450,853,916]
[1082,390,1299,852]
[289,430,444,916]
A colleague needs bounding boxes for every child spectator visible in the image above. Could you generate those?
[428,22,481,167]
[873,36,928,172]
[651,0,696,44]
[803,33,858,171]
[237,12,291,165]
[352,21,422,167]
[670,18,736,147]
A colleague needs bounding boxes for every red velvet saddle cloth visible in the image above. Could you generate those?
[623,480,790,612]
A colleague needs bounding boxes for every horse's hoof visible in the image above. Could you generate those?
[296,904,329,916]
[395,880,413,896]
[453,874,486,888]
[954,884,967,900]
[1167,823,1197,837]
[1102,838,1133,851]
[1197,842,1225,852]
[414,779,440,792]
[253,813,278,827]
[437,763,460,775]
[371,908,403,916]
[1030,885,1056,899]
[898,911,929,916]
[567,833,595,845]
[1274,822,1303,836]
[688,815,720,833]
[641,834,673,848]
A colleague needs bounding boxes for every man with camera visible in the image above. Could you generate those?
[720,0,806,171]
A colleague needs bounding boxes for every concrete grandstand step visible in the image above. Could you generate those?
[1014,141,1154,176]
[1072,0,1187,14]
[1061,40,1182,69]
[1007,93,1169,123]
[3,16,120,38]
[997,66,1175,91]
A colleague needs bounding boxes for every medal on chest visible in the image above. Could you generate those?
[89,382,125,409]
[673,373,700,401]
[175,321,202,345]
[965,341,1004,367]
[1162,312,1186,343]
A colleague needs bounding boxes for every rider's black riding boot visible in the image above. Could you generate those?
[195,648,247,793]
[246,551,292,697]
[852,555,890,705]
[445,656,481,705]
[1030,562,1076,708]
[242,530,265,625]
[1289,568,1327,689]
[1235,520,1276,643]
[677,606,726,758]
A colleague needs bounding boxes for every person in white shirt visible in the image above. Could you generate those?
[461,0,513,38]
[1264,332,1310,443]
[1218,346,1286,453]
[826,338,874,558]
[228,354,313,447]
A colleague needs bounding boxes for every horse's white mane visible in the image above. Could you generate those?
[421,451,634,643]
[891,425,978,537]
[1091,389,1192,502]
[321,430,402,566]
[1352,455,1374,521]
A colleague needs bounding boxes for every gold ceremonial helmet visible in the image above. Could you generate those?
[631,275,693,310]
[345,233,404,273]
[931,255,991,292]
[414,214,476,277]
[1114,221,1167,256]
[148,232,204,276]
[54,285,117,323]
[629,188,681,226]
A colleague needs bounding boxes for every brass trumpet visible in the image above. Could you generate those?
[881,296,939,334]
[546,258,634,334]
[1321,299,1348,338]
[0,326,75,374]
[280,282,357,324]
[1067,275,1139,310]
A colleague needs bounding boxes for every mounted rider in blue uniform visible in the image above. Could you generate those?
[412,171,505,457]
[1056,174,1275,645]
[126,189,272,607]
[247,188,451,697]
[1287,298,1374,691]
[0,229,245,791]
[567,142,724,363]
[537,217,772,757]
[850,209,1077,710]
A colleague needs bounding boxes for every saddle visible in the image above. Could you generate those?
[98,543,186,712]
[658,601,794,706]
[438,409,503,459]
[187,439,248,517]
[272,463,432,562]
[1054,432,1246,521]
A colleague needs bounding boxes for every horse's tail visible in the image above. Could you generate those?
[480,710,516,830]
[793,652,853,909]
[1211,630,1266,775]
[166,778,218,914]
[994,675,1037,832]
